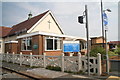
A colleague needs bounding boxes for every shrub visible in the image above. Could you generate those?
[90,46,117,60]
[114,48,120,55]
[46,65,61,71]
[90,46,106,57]
[117,45,120,48]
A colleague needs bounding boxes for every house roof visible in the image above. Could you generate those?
[0,26,12,38]
[109,56,120,60]
[8,10,49,36]
[109,41,120,45]
[90,36,103,39]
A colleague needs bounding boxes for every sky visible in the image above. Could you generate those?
[1,0,119,41]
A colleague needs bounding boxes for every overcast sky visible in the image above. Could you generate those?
[1,0,119,41]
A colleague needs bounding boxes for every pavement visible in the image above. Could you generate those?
[106,76,120,80]
[2,61,119,80]
[27,68,68,78]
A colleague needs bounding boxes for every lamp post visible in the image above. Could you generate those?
[101,0,112,48]
[101,0,105,48]
[101,0,111,74]
[105,27,109,74]
[78,5,90,76]
[103,9,111,74]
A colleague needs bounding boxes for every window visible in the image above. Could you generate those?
[45,37,62,51]
[0,42,1,48]
[21,37,32,51]
[47,39,53,50]
[9,44,11,49]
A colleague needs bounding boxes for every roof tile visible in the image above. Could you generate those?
[8,10,49,36]
[0,26,12,37]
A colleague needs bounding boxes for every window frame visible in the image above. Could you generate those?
[0,42,1,49]
[45,36,62,51]
[21,37,32,51]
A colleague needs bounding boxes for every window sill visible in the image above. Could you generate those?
[21,50,32,51]
[45,49,62,51]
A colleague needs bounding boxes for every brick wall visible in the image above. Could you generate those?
[17,35,63,56]
[5,43,18,54]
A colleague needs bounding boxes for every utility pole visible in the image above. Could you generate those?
[105,29,109,74]
[85,5,90,76]
[101,0,105,48]
[78,5,90,76]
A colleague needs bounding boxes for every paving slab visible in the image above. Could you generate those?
[106,76,120,80]
[27,68,68,78]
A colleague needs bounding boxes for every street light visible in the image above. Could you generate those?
[106,9,112,12]
[101,0,111,48]
[78,5,90,76]
[103,9,111,74]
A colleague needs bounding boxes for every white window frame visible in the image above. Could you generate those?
[0,42,1,49]
[21,37,32,51]
[45,36,62,51]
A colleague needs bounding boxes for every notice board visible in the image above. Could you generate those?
[63,43,80,52]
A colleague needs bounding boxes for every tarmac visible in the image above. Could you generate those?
[1,61,120,80]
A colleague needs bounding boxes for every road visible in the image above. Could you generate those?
[2,67,35,80]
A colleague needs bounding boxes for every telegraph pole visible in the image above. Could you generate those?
[78,5,90,76]
[101,0,105,48]
[105,29,109,74]
[85,5,90,76]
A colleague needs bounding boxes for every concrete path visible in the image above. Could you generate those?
[106,76,120,80]
[27,68,68,78]
[2,61,109,80]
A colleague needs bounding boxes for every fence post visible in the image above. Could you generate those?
[30,52,33,67]
[20,52,22,66]
[70,53,74,56]
[43,53,46,68]
[6,52,9,62]
[97,53,102,76]
[61,53,64,72]
[12,52,15,64]
[78,52,82,71]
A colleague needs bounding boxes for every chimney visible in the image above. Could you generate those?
[28,12,32,19]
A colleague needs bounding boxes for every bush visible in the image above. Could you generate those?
[90,46,117,59]
[46,65,61,71]
[114,48,120,55]
[117,45,120,48]
[90,46,106,57]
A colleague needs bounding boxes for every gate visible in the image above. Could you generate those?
[102,55,120,76]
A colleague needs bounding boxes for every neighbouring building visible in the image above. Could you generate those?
[90,36,109,49]
[90,36,120,51]
[1,10,87,56]
[108,41,120,50]
[0,26,12,53]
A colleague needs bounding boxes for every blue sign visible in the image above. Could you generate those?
[63,43,80,52]
[103,12,108,26]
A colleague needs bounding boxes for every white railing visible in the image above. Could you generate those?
[0,52,101,75]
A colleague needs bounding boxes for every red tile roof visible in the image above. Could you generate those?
[0,26,12,37]
[109,41,120,45]
[109,56,120,60]
[8,10,49,36]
